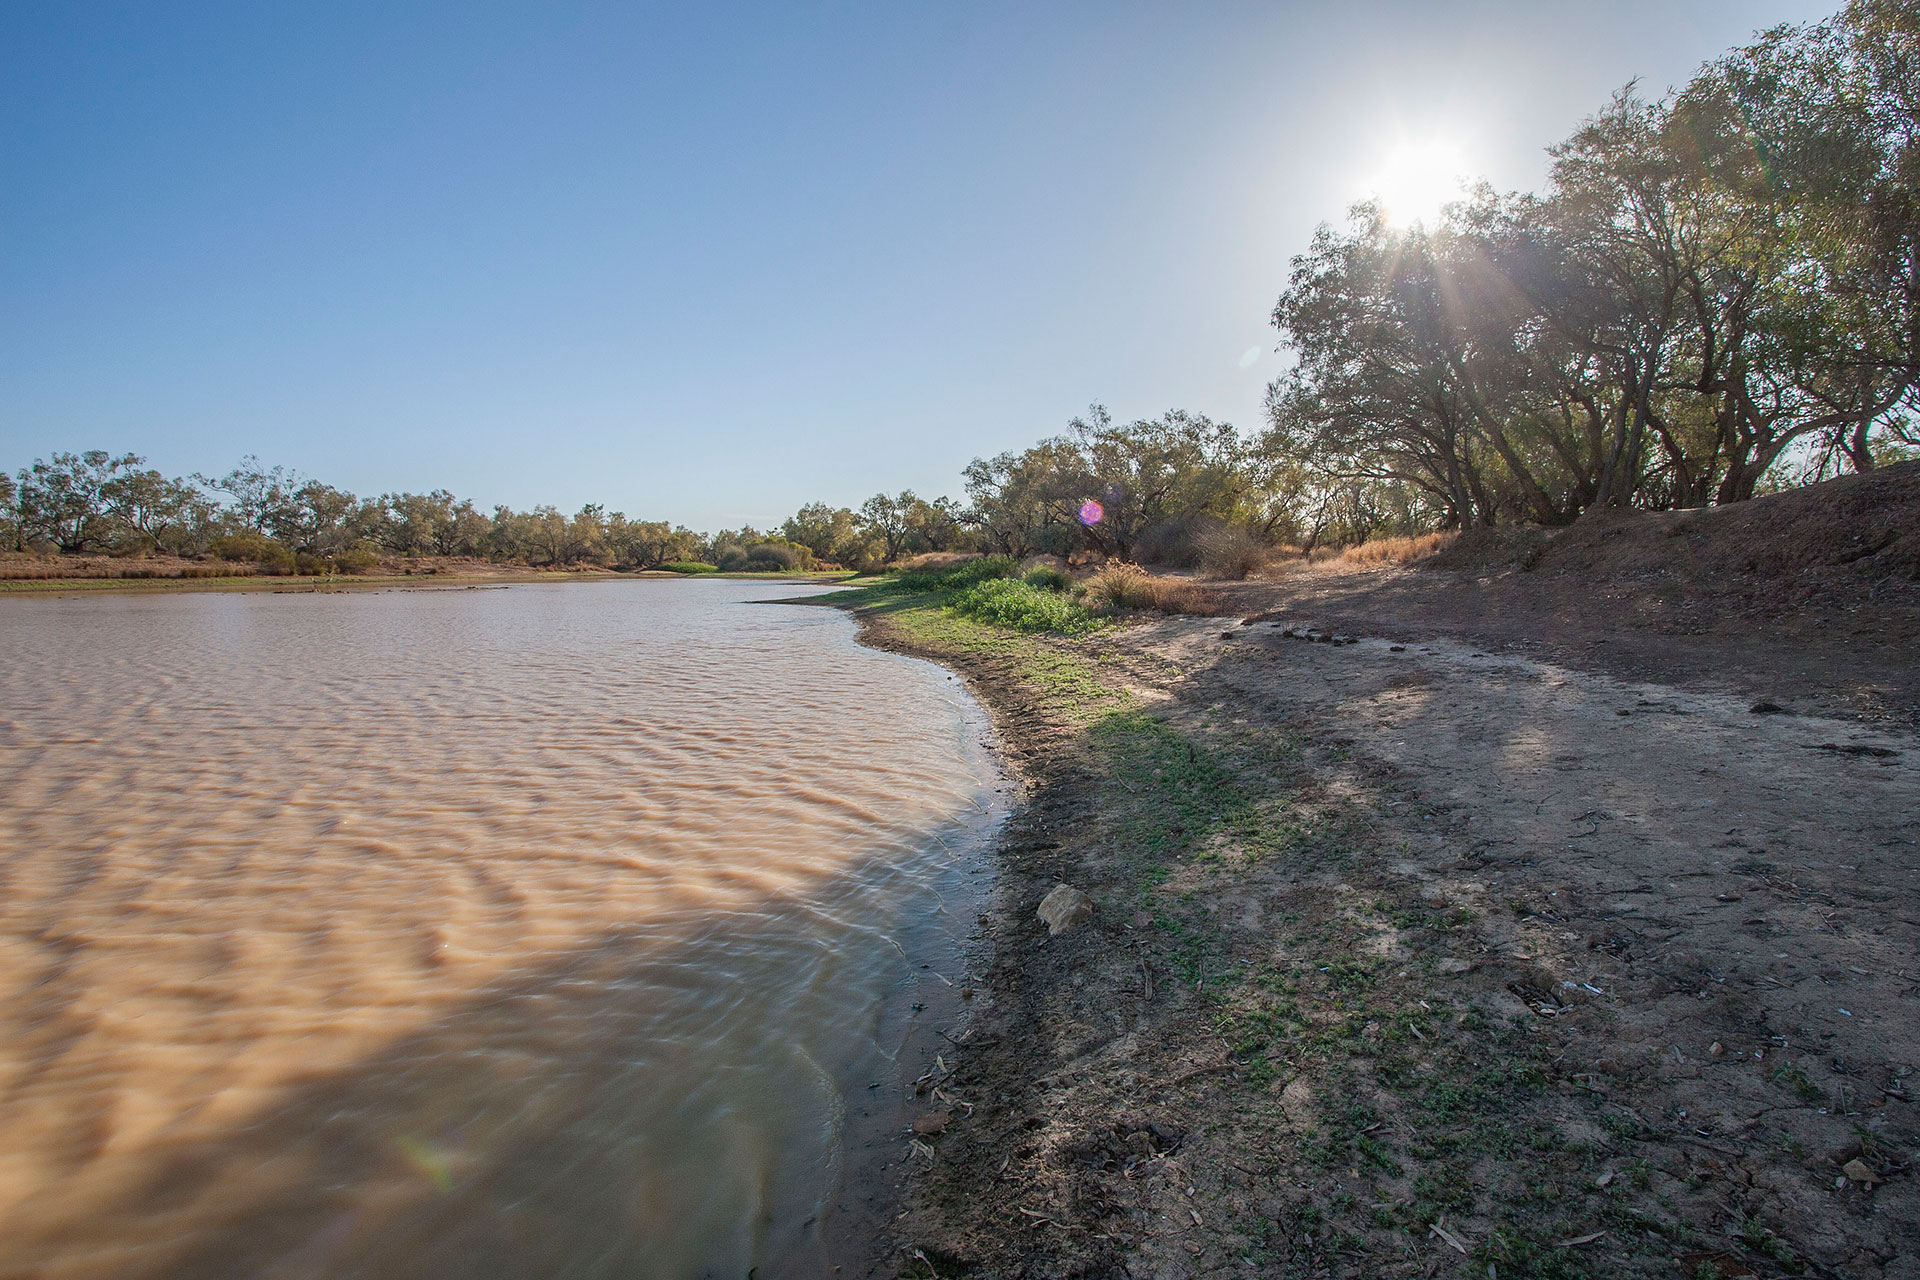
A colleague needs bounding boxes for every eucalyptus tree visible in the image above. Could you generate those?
[857,492,916,563]
[16,451,144,552]
[780,503,862,562]
[962,437,1089,558]
[270,481,358,555]
[204,457,302,535]
[1267,211,1499,528]
[1068,407,1249,556]
[902,494,972,554]
[1710,1,1920,476]
[963,407,1249,559]
[0,471,17,552]
[98,465,218,555]
[603,516,700,568]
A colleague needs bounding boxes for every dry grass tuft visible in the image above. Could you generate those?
[1082,563,1229,616]
[894,551,979,573]
[1330,531,1457,568]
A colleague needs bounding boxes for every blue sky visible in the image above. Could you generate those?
[2,1,1831,530]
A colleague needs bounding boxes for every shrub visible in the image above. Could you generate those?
[336,546,380,574]
[1082,563,1227,616]
[1196,524,1269,580]
[950,578,1102,634]
[895,555,1015,592]
[661,561,718,574]
[211,532,296,573]
[746,541,806,570]
[1023,565,1073,592]
[1134,515,1219,569]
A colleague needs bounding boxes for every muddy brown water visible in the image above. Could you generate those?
[0,579,1003,1280]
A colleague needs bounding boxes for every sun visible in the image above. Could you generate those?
[1367,139,1472,229]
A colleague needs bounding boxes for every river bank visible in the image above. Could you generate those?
[828,568,1919,1280]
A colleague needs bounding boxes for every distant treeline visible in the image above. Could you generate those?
[7,3,1914,572]
[0,453,980,573]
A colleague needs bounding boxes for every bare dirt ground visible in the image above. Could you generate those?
[1226,461,1920,731]
[844,466,1920,1280]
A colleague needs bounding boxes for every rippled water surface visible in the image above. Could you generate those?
[0,579,1002,1279]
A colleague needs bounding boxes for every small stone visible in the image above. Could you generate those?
[1037,883,1095,936]
[1389,644,1405,652]
[1709,1041,1724,1056]
[1750,701,1789,715]
[913,1110,952,1136]
[960,987,975,999]
[1131,910,1153,928]
[1436,957,1473,975]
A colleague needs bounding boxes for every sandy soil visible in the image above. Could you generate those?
[838,482,1920,1278]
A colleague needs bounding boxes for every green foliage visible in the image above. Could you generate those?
[1022,565,1072,591]
[853,490,973,565]
[210,531,295,572]
[660,561,718,574]
[712,539,814,572]
[892,555,1015,592]
[1266,3,1920,526]
[948,577,1102,634]
[780,502,867,565]
[602,515,701,569]
[963,407,1266,562]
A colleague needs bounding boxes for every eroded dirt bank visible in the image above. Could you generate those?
[838,580,1919,1279]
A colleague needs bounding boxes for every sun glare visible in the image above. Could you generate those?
[1367,139,1472,228]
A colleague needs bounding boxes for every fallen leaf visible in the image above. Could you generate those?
[1429,1219,1469,1255]
[1595,1170,1616,1188]
[1842,1157,1882,1185]
[1555,1231,1606,1247]
[913,1110,952,1136]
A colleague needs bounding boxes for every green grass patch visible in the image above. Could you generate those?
[891,555,1016,592]
[1087,708,1308,865]
[949,577,1103,634]
[821,557,1101,636]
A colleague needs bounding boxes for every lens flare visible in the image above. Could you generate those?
[1078,499,1104,526]
[397,1136,457,1192]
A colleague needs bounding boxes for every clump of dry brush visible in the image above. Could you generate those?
[1080,563,1229,616]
